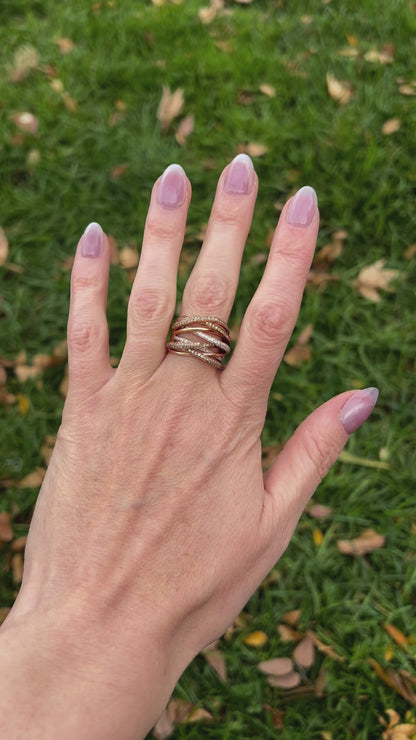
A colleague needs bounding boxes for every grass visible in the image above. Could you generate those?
[1,0,416,737]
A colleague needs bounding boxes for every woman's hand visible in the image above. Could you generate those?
[0,156,378,740]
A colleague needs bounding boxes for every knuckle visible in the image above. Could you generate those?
[129,287,172,323]
[212,200,243,229]
[71,274,99,293]
[186,272,229,312]
[145,214,179,242]
[271,236,311,271]
[302,431,333,483]
[68,320,106,354]
[248,299,291,346]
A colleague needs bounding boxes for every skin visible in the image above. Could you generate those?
[0,157,375,739]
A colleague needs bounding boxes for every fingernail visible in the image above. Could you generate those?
[157,164,186,209]
[340,387,379,434]
[81,222,103,258]
[286,186,317,227]
[224,153,254,195]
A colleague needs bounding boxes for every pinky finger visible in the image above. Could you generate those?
[67,223,114,401]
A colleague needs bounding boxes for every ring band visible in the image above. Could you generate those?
[167,315,231,370]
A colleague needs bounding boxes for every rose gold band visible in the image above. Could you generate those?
[167,315,231,370]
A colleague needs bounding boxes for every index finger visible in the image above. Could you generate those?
[222,186,319,410]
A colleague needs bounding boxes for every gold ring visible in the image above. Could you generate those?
[167,315,231,370]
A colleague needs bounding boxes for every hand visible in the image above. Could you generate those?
[1,155,378,740]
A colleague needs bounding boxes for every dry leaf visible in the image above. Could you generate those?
[175,115,194,145]
[283,333,312,367]
[337,528,385,556]
[16,393,30,415]
[157,86,184,130]
[370,659,416,705]
[62,92,78,112]
[383,623,411,650]
[0,228,8,266]
[364,48,394,64]
[0,512,13,543]
[12,553,23,584]
[185,707,213,723]
[313,527,324,546]
[278,624,303,642]
[307,631,344,662]
[307,270,340,290]
[111,163,130,179]
[267,671,301,689]
[243,630,269,647]
[238,142,268,157]
[263,704,284,730]
[9,44,40,82]
[283,609,301,627]
[203,650,227,682]
[18,468,46,488]
[307,504,333,519]
[293,636,315,668]
[198,0,223,23]
[399,84,416,96]
[259,84,276,97]
[326,73,354,104]
[258,657,293,676]
[13,112,38,134]
[314,234,344,266]
[55,38,74,54]
[215,40,233,53]
[383,118,401,135]
[404,244,416,260]
[354,259,400,302]
[119,246,139,269]
[11,536,27,553]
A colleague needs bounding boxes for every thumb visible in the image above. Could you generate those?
[263,387,379,541]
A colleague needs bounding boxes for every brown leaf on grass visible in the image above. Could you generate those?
[62,92,78,112]
[284,324,313,367]
[258,657,293,676]
[11,536,27,553]
[237,142,268,157]
[314,231,346,267]
[16,393,30,415]
[307,270,340,290]
[283,609,301,627]
[404,244,416,260]
[0,228,8,266]
[307,631,345,662]
[267,671,302,689]
[370,659,416,705]
[111,163,130,179]
[12,553,23,585]
[313,527,324,546]
[293,635,315,668]
[157,86,184,130]
[337,528,385,556]
[326,73,354,104]
[203,649,227,682]
[55,38,74,54]
[175,115,194,145]
[215,40,233,53]
[13,112,38,134]
[119,246,139,269]
[354,259,400,302]
[383,118,401,135]
[0,512,13,543]
[364,48,394,64]
[259,83,276,97]
[399,84,416,96]
[9,45,40,82]
[307,504,334,519]
[383,623,411,650]
[18,468,46,488]
[198,0,224,23]
[263,704,284,730]
[277,624,303,642]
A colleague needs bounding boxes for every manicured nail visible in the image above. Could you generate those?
[157,164,186,209]
[286,186,317,227]
[81,222,103,258]
[340,387,379,434]
[224,153,254,195]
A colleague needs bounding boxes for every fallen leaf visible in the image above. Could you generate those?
[284,324,313,366]
[370,659,416,705]
[337,528,385,556]
[307,270,340,290]
[383,623,411,650]
[119,246,139,269]
[263,704,284,730]
[0,228,8,266]
[0,512,13,543]
[267,671,302,689]
[27,149,41,167]
[283,609,301,627]
[314,234,345,266]
[383,118,401,135]
[203,650,227,681]
[307,504,333,519]
[175,115,194,145]
[18,468,46,488]
[62,92,78,112]
[50,78,65,93]
[243,630,269,647]
[238,142,268,157]
[404,244,416,260]
[364,48,394,64]
[326,73,354,104]
[339,450,390,469]
[55,38,74,54]
[215,40,233,53]
[313,527,324,546]
[307,631,345,662]
[259,83,276,97]
[293,635,315,668]
[16,394,30,415]
[111,163,130,179]
[11,553,23,584]
[9,44,40,82]
[198,0,224,23]
[13,112,38,134]
[277,624,303,642]
[157,86,184,130]
[258,657,293,676]
[11,536,27,552]
[346,34,359,46]
[399,84,416,96]
[354,259,400,302]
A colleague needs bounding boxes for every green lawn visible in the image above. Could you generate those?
[1,1,416,738]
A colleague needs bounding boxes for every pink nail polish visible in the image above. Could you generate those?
[286,186,317,227]
[157,164,186,209]
[340,387,379,434]
[224,154,254,195]
[81,222,103,258]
